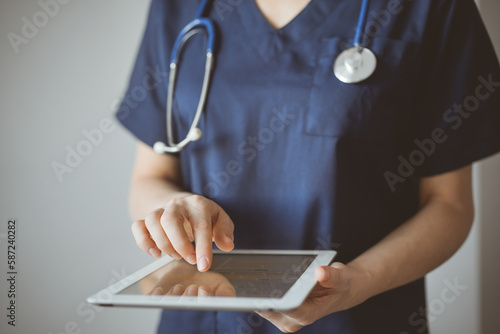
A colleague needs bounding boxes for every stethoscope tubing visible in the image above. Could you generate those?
[155,0,375,154]
[170,19,215,64]
[160,13,215,152]
[354,0,370,48]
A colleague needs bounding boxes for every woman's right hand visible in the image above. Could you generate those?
[131,194,235,272]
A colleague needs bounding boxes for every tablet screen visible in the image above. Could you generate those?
[118,254,315,298]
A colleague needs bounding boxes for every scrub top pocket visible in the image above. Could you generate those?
[305,37,419,144]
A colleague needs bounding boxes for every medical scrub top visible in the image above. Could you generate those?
[116,0,500,333]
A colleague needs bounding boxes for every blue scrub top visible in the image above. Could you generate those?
[117,0,500,333]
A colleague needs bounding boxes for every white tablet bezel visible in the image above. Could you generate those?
[87,249,336,312]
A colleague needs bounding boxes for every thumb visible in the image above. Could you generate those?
[315,263,352,291]
[212,211,234,252]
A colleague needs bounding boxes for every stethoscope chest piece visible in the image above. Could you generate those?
[334,46,377,84]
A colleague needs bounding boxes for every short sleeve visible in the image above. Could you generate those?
[412,0,500,176]
[115,0,190,151]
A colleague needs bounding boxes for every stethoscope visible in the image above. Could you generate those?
[334,0,377,84]
[154,0,376,154]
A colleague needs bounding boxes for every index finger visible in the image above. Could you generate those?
[189,215,213,272]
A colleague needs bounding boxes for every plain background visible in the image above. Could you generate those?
[0,0,499,333]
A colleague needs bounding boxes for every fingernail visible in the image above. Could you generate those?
[322,268,330,281]
[225,234,234,249]
[198,287,209,297]
[152,287,164,296]
[172,284,184,295]
[149,248,161,258]
[186,253,196,264]
[171,253,182,260]
[198,257,209,271]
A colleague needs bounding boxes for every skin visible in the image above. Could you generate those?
[129,1,474,331]
[130,142,235,269]
[254,0,313,29]
[130,142,474,332]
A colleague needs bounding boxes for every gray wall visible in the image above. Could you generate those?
[0,1,498,334]
[477,1,500,333]
[0,1,158,333]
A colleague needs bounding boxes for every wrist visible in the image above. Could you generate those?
[345,261,378,304]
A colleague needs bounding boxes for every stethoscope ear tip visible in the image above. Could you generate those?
[154,141,167,154]
[187,128,202,142]
[153,129,202,154]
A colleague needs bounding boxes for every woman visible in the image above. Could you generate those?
[116,0,500,333]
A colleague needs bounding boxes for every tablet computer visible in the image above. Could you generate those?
[87,249,336,312]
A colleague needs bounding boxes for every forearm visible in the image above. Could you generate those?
[256,168,475,331]
[129,176,191,221]
[348,196,474,300]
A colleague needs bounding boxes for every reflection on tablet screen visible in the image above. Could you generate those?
[119,254,315,298]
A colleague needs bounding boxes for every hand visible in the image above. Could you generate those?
[143,260,236,297]
[131,194,235,272]
[256,263,372,333]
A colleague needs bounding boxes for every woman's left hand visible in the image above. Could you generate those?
[256,263,372,333]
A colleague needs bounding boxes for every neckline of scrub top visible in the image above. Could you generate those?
[237,0,340,61]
